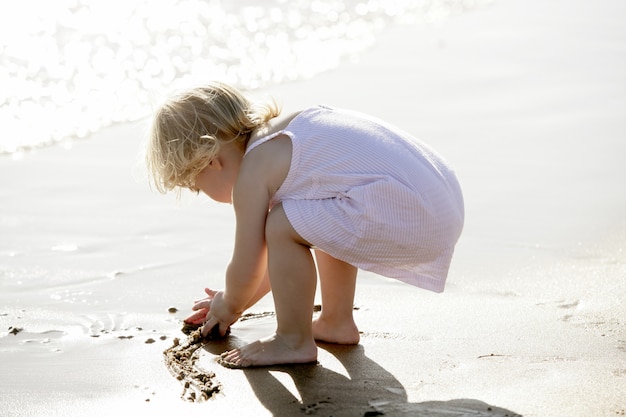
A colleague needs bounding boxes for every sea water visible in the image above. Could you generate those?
[0,0,491,155]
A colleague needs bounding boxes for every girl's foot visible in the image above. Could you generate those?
[219,333,318,368]
[312,316,360,345]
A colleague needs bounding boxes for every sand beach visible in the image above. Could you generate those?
[1,0,625,416]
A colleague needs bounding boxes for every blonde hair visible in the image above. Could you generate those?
[146,81,281,193]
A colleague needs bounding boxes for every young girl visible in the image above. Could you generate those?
[146,81,464,368]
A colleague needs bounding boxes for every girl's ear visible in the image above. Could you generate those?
[208,157,223,170]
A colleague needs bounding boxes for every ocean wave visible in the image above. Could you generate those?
[0,0,491,155]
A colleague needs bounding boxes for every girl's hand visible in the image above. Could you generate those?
[200,291,240,338]
[184,288,218,325]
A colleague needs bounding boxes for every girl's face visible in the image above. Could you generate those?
[193,141,243,203]
[193,160,234,203]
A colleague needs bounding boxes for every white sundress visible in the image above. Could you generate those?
[245,105,464,293]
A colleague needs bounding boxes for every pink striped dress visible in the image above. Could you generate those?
[245,105,464,292]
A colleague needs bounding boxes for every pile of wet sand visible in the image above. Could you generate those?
[163,328,221,402]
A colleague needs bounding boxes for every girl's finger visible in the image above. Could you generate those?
[218,322,230,337]
[193,288,217,303]
[201,317,217,337]
[204,288,218,297]
[192,300,211,311]
[184,309,207,325]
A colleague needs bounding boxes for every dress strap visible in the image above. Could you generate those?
[244,130,285,156]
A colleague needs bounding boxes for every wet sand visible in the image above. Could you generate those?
[1,0,625,416]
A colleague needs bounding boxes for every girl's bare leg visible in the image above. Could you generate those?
[313,250,360,344]
[219,204,318,367]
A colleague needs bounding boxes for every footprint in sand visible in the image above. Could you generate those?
[2,326,65,352]
[557,300,580,309]
[76,313,170,344]
[536,299,580,322]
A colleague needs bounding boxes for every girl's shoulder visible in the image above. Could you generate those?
[239,127,293,198]
[246,104,339,154]
[247,110,301,148]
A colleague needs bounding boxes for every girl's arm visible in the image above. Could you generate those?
[243,269,271,308]
[201,134,291,336]
[222,134,292,313]
[199,172,270,336]
[222,166,272,314]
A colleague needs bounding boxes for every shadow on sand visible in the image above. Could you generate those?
[203,339,522,417]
